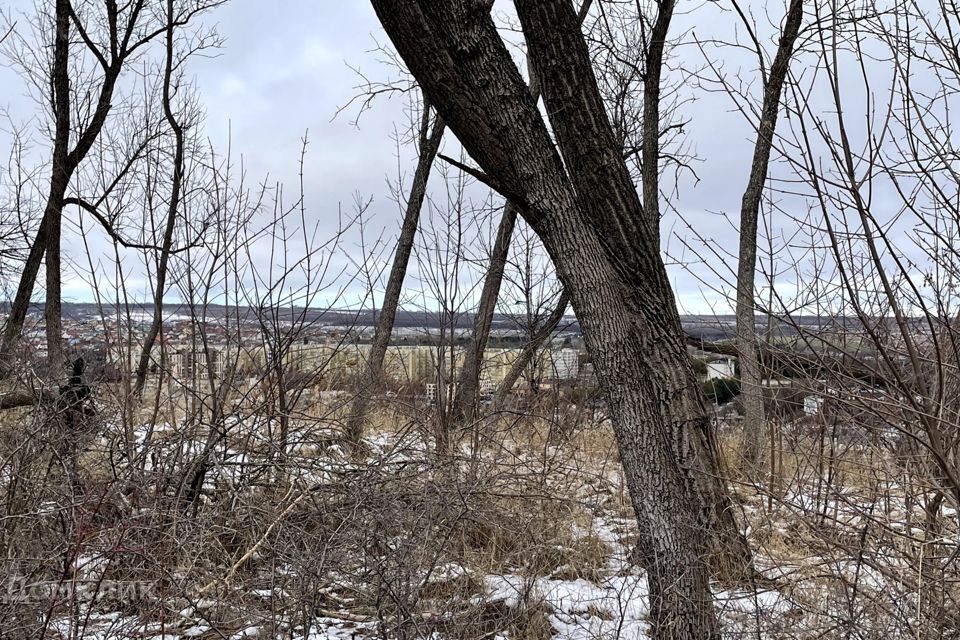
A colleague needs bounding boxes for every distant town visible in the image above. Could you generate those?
[4,302,755,404]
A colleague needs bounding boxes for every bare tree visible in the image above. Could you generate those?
[732,0,805,466]
[366,1,753,635]
[780,0,960,520]
[344,95,444,445]
[451,202,516,422]
[0,0,221,376]
[131,0,195,397]
[40,0,70,372]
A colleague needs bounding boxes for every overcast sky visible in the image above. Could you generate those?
[0,1,870,316]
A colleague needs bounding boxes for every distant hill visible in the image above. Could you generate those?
[2,301,847,342]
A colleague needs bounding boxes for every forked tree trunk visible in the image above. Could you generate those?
[368,1,752,636]
[0,0,129,375]
[737,0,805,466]
[344,105,444,445]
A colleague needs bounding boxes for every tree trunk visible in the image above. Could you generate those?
[640,0,673,238]
[368,1,752,635]
[133,0,188,397]
[343,106,444,445]
[451,202,517,421]
[45,208,64,373]
[42,0,73,375]
[0,0,126,375]
[736,0,804,466]
[1,218,49,373]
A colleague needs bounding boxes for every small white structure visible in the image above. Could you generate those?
[479,376,495,397]
[706,357,736,381]
[551,348,580,380]
[803,395,824,416]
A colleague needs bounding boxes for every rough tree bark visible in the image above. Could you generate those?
[640,0,673,237]
[736,0,805,466]
[42,0,72,373]
[367,1,752,636]
[343,103,444,445]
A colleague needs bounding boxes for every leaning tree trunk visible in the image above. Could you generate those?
[736,0,805,467]
[451,202,517,421]
[343,104,444,445]
[368,1,752,636]
[1,215,50,374]
[133,0,189,397]
[0,0,124,376]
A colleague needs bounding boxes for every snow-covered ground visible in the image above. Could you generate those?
[20,419,960,639]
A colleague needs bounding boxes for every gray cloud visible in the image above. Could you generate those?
[1,1,934,318]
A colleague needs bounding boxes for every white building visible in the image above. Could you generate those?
[706,357,736,381]
[479,376,496,397]
[550,348,580,380]
[803,395,825,416]
[169,346,226,380]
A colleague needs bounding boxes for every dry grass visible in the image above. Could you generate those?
[2,386,958,638]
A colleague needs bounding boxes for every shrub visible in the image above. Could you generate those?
[703,377,741,405]
[691,358,708,377]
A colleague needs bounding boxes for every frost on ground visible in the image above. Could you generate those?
[38,531,799,640]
